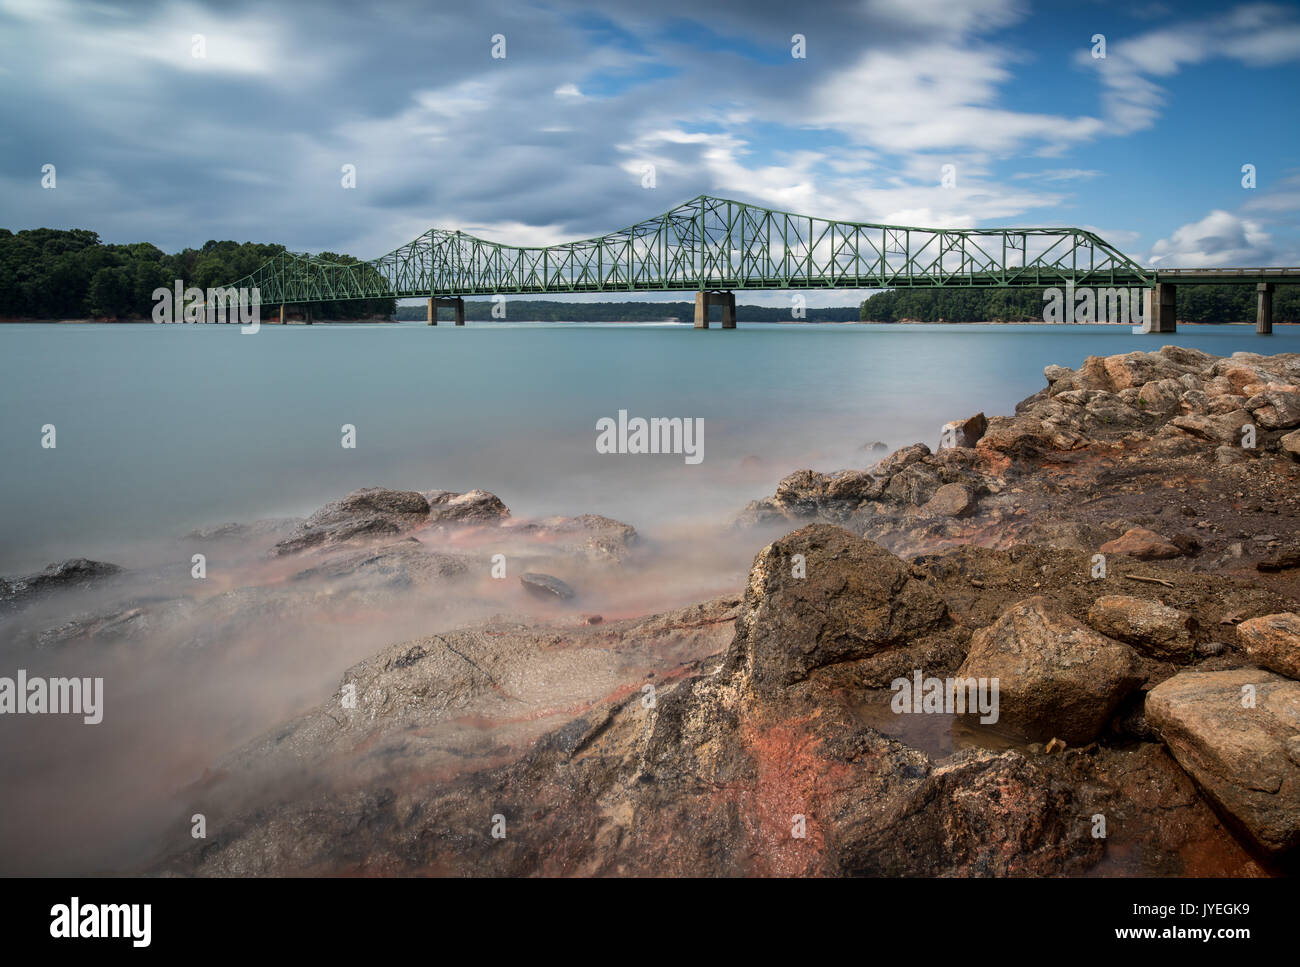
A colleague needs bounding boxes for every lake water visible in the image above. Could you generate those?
[4,317,1297,876]
[1,320,1296,572]
[3,319,1296,572]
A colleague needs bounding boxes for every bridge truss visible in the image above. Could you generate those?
[223,195,1161,306]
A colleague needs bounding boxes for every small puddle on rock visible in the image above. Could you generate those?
[851,691,1036,759]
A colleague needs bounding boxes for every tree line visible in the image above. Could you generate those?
[858,285,1299,323]
[0,228,395,320]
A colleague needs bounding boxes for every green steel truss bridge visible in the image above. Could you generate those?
[221,194,1298,331]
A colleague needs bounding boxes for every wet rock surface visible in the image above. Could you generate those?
[0,558,123,611]
[519,571,577,601]
[49,347,1300,877]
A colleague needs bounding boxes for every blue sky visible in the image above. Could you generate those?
[2,0,1299,306]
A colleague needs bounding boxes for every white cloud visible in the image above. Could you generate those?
[1011,169,1102,182]
[807,44,1103,154]
[1080,6,1300,134]
[0,0,314,84]
[1147,209,1275,266]
[867,0,1025,36]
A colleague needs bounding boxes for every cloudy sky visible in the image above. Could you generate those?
[3,0,1299,306]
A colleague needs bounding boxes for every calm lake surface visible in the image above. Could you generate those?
[2,320,1296,572]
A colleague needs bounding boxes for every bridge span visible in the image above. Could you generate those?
[220,195,1296,333]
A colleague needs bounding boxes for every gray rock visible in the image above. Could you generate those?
[520,572,576,601]
[0,558,123,610]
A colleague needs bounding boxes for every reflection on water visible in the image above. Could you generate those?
[851,689,1033,759]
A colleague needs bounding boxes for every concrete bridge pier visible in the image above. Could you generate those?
[279,304,285,325]
[1258,283,1274,335]
[1143,283,1177,332]
[428,296,465,326]
[694,290,736,329]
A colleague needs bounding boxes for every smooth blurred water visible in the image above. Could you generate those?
[2,320,1296,572]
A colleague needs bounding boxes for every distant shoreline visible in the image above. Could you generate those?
[1,317,1290,327]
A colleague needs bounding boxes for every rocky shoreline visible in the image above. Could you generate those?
[7,345,1300,876]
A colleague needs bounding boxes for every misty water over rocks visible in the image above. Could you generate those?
[5,323,1300,876]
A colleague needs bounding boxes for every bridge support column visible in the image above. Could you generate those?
[427,297,436,326]
[305,306,312,325]
[1143,283,1176,333]
[1258,283,1274,335]
[430,296,465,326]
[694,292,709,328]
[694,290,735,329]
[279,304,285,325]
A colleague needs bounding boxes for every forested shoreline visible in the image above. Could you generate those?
[0,228,394,320]
[856,285,1299,323]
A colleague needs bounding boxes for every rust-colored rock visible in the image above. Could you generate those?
[1236,613,1300,680]
[1100,527,1182,561]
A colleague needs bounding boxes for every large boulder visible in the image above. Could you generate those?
[1087,595,1196,662]
[1235,613,1300,680]
[723,525,948,695]
[1146,669,1300,854]
[957,597,1141,743]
